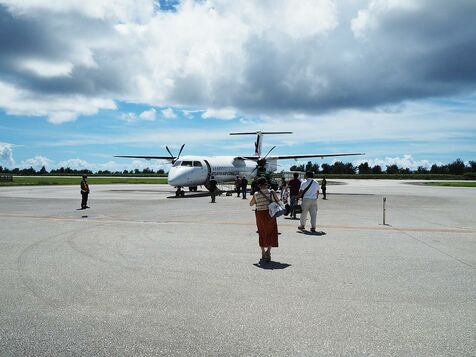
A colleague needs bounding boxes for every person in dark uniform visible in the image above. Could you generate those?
[209,176,218,203]
[235,175,242,197]
[80,174,90,209]
[241,176,248,199]
[321,177,327,199]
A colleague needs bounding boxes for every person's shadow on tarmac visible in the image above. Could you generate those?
[297,230,326,236]
[253,260,292,270]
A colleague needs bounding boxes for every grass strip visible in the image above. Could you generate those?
[0,176,168,186]
[424,182,476,187]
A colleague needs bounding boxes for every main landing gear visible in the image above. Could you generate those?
[175,186,198,197]
[175,187,185,197]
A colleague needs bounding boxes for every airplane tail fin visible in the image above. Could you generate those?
[229,131,292,157]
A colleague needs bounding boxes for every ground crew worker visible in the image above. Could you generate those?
[321,177,327,199]
[209,176,218,203]
[80,174,90,209]
[235,175,242,197]
[241,176,248,199]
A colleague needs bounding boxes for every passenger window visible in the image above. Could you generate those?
[193,161,202,167]
[182,161,193,167]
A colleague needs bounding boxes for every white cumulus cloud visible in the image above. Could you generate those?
[0,143,15,167]
[202,107,237,120]
[21,156,54,170]
[161,107,176,119]
[139,108,156,121]
[352,154,435,171]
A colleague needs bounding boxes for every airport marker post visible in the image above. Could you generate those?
[383,197,386,225]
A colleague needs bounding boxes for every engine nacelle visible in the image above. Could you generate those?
[265,159,277,173]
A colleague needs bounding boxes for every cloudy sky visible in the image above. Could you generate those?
[1,0,475,172]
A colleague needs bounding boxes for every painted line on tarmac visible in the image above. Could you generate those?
[1,213,476,234]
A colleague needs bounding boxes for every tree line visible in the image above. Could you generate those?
[0,166,166,176]
[1,158,475,178]
[290,158,475,176]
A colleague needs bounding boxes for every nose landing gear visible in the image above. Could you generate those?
[175,187,185,197]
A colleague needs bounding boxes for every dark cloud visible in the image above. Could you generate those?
[0,1,475,120]
[232,0,476,114]
[0,5,127,96]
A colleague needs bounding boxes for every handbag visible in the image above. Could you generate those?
[259,190,286,218]
[269,201,286,218]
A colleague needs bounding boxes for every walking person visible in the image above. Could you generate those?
[321,177,327,199]
[209,176,218,203]
[235,175,242,197]
[298,171,319,232]
[80,174,90,209]
[249,177,279,262]
[288,172,301,219]
[241,176,248,199]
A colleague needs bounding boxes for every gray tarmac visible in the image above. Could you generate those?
[0,180,475,356]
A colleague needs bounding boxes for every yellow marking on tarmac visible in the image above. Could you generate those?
[1,213,476,234]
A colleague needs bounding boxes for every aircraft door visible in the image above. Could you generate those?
[203,160,212,189]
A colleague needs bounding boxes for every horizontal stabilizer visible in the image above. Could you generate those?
[229,131,292,135]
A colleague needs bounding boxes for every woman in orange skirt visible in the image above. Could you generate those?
[249,177,279,262]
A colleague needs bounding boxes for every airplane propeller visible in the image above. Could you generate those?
[250,145,276,176]
[166,144,185,164]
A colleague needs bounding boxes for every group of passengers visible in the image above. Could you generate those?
[80,170,325,263]
[249,172,326,263]
[234,176,249,200]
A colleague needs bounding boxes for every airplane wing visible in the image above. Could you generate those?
[267,153,365,160]
[234,156,260,161]
[114,155,174,161]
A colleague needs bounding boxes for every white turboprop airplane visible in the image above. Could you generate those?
[116,131,364,197]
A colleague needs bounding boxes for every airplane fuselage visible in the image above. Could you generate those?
[167,155,276,188]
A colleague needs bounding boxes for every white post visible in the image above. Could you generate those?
[383,197,386,225]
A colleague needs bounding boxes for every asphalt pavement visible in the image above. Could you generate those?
[0,180,475,356]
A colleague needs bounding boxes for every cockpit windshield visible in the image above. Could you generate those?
[173,160,202,168]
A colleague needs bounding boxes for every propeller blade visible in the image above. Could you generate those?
[263,146,276,159]
[165,146,174,159]
[177,144,185,159]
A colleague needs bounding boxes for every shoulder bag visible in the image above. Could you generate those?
[298,180,315,199]
[259,190,286,218]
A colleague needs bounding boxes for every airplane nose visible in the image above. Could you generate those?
[167,168,188,187]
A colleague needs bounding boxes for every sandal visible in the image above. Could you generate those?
[310,228,316,232]
[298,226,305,230]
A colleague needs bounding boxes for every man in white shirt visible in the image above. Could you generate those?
[298,171,320,232]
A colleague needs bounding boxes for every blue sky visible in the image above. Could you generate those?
[1,0,475,172]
